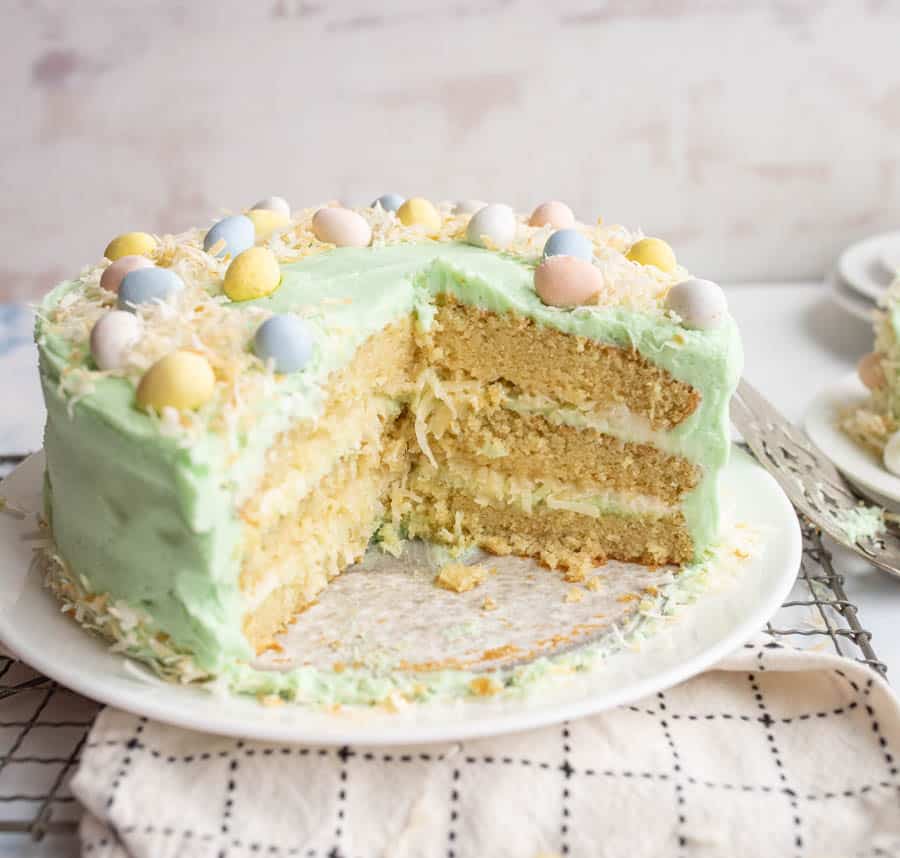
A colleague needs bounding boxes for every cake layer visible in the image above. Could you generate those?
[418,388,699,504]
[240,319,414,518]
[242,430,409,651]
[405,476,693,569]
[426,296,701,431]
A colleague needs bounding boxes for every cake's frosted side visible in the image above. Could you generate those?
[40,350,251,673]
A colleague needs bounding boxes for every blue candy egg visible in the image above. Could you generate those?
[203,215,255,259]
[253,314,314,373]
[118,267,184,310]
[371,193,405,213]
[542,228,593,262]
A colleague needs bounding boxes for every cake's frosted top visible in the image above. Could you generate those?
[38,196,731,439]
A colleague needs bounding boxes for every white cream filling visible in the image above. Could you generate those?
[501,391,684,456]
[412,459,677,519]
[246,396,400,523]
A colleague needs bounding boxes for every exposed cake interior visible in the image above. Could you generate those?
[238,297,704,653]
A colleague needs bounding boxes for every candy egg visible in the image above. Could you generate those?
[534,256,603,308]
[254,315,315,373]
[665,278,728,330]
[529,201,575,229]
[397,197,441,234]
[466,204,517,250]
[858,352,886,391]
[251,196,291,217]
[104,232,156,261]
[203,215,255,259]
[312,207,372,248]
[118,267,184,310]
[542,228,593,262]
[371,193,405,213]
[453,199,487,215]
[90,311,142,371]
[137,350,215,413]
[99,255,153,294]
[223,247,281,301]
[627,237,676,273]
[246,208,289,241]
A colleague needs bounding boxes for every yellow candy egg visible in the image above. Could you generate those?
[246,208,289,241]
[224,247,281,302]
[136,350,215,412]
[397,197,441,235]
[104,232,157,261]
[626,237,676,273]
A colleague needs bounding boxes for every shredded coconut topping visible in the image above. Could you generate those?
[40,204,687,445]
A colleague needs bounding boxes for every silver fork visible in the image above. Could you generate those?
[730,378,900,580]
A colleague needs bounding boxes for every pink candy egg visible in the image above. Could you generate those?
[858,352,886,391]
[99,255,153,294]
[312,207,372,248]
[529,201,575,229]
[534,256,603,307]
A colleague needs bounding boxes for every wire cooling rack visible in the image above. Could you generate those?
[0,458,888,845]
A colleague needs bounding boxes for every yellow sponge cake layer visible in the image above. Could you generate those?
[428,297,701,431]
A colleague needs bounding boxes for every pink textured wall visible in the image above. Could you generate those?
[3,0,900,300]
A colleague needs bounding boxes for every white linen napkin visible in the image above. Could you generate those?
[72,640,900,858]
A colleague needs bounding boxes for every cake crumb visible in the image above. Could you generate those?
[483,644,519,661]
[257,694,284,708]
[481,596,498,612]
[563,567,586,583]
[618,593,639,603]
[435,563,489,593]
[585,576,603,592]
[469,676,500,696]
[564,587,583,604]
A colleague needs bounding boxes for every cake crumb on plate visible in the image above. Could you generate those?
[435,563,491,593]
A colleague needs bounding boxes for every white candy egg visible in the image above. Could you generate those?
[665,278,728,330]
[465,204,517,249]
[884,430,900,476]
[454,199,487,215]
[90,311,142,371]
[251,196,291,217]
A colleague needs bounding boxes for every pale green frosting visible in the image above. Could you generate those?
[37,241,742,677]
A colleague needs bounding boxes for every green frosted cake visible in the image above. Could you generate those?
[34,194,742,698]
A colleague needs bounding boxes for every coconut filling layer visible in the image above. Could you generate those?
[237,331,703,652]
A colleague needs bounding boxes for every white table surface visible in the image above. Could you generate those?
[0,286,897,855]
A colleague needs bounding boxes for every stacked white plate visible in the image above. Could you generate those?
[829,231,900,321]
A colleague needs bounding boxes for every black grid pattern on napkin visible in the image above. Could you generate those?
[73,649,900,858]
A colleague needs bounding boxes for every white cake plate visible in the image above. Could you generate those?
[804,373,900,508]
[0,448,800,746]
